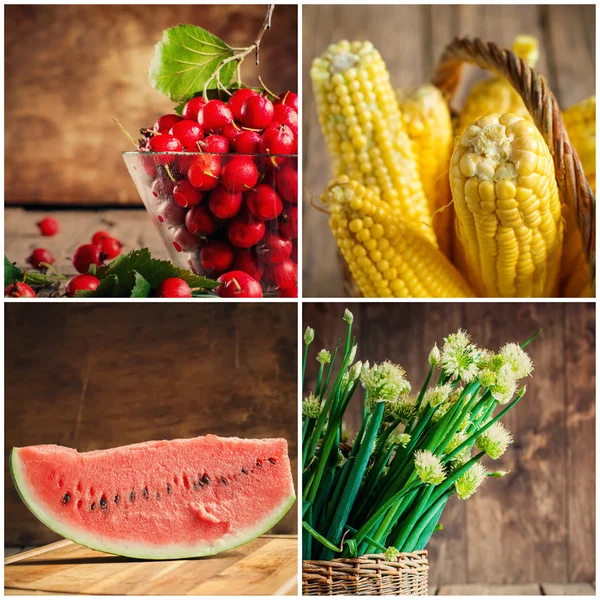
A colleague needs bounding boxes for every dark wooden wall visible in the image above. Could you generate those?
[302,4,596,296]
[303,302,595,585]
[5,303,298,545]
[5,4,297,207]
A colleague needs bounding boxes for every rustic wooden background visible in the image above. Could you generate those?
[5,303,298,546]
[303,302,595,586]
[302,5,596,297]
[5,4,297,206]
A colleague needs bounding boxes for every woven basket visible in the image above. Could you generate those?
[341,36,596,296]
[302,551,429,596]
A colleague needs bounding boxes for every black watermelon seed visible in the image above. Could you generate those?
[166,485,171,495]
[143,487,149,499]
[202,474,210,485]
[90,502,96,511]
[268,458,277,464]
[256,459,263,468]
[221,477,228,486]
[114,495,119,504]
[100,497,107,510]
[62,493,71,505]
[130,491,136,502]
[241,467,248,474]
[156,492,160,500]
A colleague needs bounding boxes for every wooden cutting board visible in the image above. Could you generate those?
[5,535,298,596]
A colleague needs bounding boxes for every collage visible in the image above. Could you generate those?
[3,2,596,598]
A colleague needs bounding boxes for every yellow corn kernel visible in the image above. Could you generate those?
[455,35,539,136]
[451,113,563,297]
[311,40,436,245]
[559,96,595,297]
[399,84,454,256]
[322,176,474,298]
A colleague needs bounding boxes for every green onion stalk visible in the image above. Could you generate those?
[302,309,538,561]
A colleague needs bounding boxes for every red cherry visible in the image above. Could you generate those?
[228,212,266,248]
[182,97,207,122]
[279,286,298,298]
[66,274,100,297]
[272,163,298,203]
[208,186,243,219]
[279,204,298,239]
[256,232,292,264]
[188,155,221,190]
[91,230,112,245]
[171,226,200,253]
[220,156,259,192]
[173,179,204,208]
[155,277,192,298]
[200,100,233,132]
[72,244,103,273]
[37,217,59,237]
[153,114,182,133]
[198,134,229,154]
[276,91,298,112]
[169,120,204,148]
[151,177,174,200]
[185,205,216,236]
[221,123,242,143]
[232,130,261,154]
[97,237,122,260]
[246,184,283,221]
[272,104,298,135]
[228,88,259,121]
[259,124,295,166]
[149,134,183,153]
[240,95,274,129]
[27,248,55,269]
[200,240,235,274]
[156,199,186,226]
[5,282,36,298]
[232,249,264,281]
[216,271,263,298]
[263,258,297,290]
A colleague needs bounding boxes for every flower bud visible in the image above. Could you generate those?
[304,327,315,345]
[428,343,441,366]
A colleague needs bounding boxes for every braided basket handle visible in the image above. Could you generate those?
[432,36,595,285]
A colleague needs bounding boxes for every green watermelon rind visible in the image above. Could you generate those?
[10,447,296,560]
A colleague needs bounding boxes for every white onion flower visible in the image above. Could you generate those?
[361,361,411,402]
[414,449,446,485]
[441,329,480,382]
[476,422,513,459]
[317,349,332,365]
[455,462,487,500]
[499,343,534,379]
[302,393,321,419]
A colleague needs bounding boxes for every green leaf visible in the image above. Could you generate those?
[96,248,218,296]
[5,255,54,287]
[130,271,151,298]
[149,25,236,102]
[75,275,119,298]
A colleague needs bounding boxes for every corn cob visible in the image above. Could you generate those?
[323,176,474,298]
[311,40,436,245]
[559,97,595,297]
[455,35,539,136]
[399,84,453,256]
[450,113,563,297]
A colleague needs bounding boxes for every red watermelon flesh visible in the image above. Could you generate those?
[11,435,295,559]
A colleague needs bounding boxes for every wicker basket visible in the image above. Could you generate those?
[341,36,595,296]
[302,551,429,596]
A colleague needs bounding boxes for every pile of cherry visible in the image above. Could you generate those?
[135,88,299,298]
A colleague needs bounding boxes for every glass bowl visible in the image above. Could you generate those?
[123,152,298,295]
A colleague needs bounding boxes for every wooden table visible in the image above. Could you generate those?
[302,4,596,297]
[5,207,168,286]
[433,583,595,595]
[5,536,298,596]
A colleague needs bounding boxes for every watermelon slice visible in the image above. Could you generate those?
[10,435,295,560]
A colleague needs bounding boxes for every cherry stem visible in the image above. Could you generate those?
[164,164,176,183]
[232,278,242,292]
[258,75,279,100]
[113,118,139,149]
[39,263,69,281]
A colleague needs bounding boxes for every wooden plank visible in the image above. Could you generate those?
[564,304,596,582]
[4,537,297,596]
[541,582,595,596]
[546,5,595,107]
[438,583,541,595]
[5,5,297,206]
[5,303,298,545]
